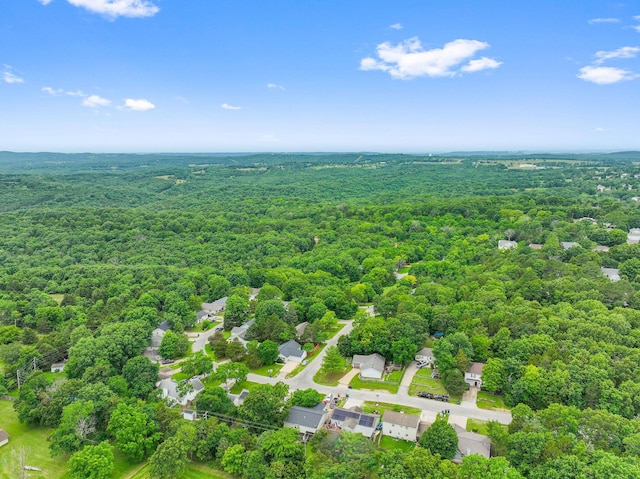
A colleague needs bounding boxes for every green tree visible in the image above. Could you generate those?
[223,294,248,330]
[444,369,469,397]
[239,382,289,430]
[68,442,115,479]
[107,402,160,462]
[148,423,196,479]
[122,356,160,400]
[159,330,190,359]
[50,400,96,456]
[291,388,323,407]
[258,339,280,365]
[222,444,245,476]
[194,388,236,415]
[481,358,506,394]
[321,346,344,374]
[215,361,249,386]
[392,338,418,365]
[419,415,458,459]
[226,338,246,362]
[180,351,213,377]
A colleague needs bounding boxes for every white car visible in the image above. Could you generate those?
[416,361,430,369]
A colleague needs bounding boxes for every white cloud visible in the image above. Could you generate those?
[595,127,608,132]
[594,46,640,64]
[577,66,638,84]
[360,37,500,79]
[3,66,24,84]
[122,98,155,111]
[267,83,285,90]
[38,0,53,5]
[389,23,403,30]
[66,0,159,19]
[66,90,86,97]
[588,18,620,24]
[634,16,640,32]
[221,103,242,110]
[461,56,502,72]
[82,94,111,107]
[42,86,63,95]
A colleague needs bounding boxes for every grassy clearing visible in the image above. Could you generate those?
[361,401,421,417]
[287,345,325,378]
[128,462,229,479]
[229,380,261,395]
[379,435,416,452]
[466,418,490,436]
[349,375,399,394]
[48,294,64,305]
[324,323,345,340]
[313,365,352,387]
[408,369,447,397]
[0,400,68,479]
[477,391,510,411]
[249,363,282,377]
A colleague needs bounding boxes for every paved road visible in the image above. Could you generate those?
[191,327,219,353]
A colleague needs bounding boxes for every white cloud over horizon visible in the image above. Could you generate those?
[588,18,620,24]
[577,65,637,84]
[3,66,24,84]
[82,94,111,107]
[360,37,501,79]
[62,0,159,18]
[221,103,242,110]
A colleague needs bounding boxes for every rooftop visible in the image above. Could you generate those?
[382,410,420,428]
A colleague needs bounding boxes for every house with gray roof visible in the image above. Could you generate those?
[464,362,485,388]
[230,319,255,346]
[415,348,434,363]
[498,240,517,250]
[562,241,580,250]
[284,403,328,434]
[452,424,491,460]
[382,411,420,441]
[0,429,9,448]
[202,297,228,315]
[330,407,380,438]
[278,340,307,363]
[158,377,204,406]
[601,267,621,282]
[352,353,386,379]
[50,360,67,373]
[149,320,171,350]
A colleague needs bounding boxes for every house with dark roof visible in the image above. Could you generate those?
[230,319,255,346]
[278,340,307,363]
[149,320,171,350]
[464,362,485,388]
[382,411,420,441]
[330,407,380,438]
[284,403,328,434]
[452,424,491,460]
[352,353,386,379]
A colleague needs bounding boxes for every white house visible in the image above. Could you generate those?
[498,240,517,250]
[352,353,386,380]
[561,242,580,250]
[601,267,621,282]
[149,320,171,350]
[201,297,228,315]
[183,409,197,421]
[158,377,204,406]
[465,362,484,388]
[382,411,420,441]
[628,229,640,245]
[50,361,67,373]
[278,340,307,363]
[284,403,328,435]
[415,348,434,363]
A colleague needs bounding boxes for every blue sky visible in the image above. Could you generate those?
[1,0,640,153]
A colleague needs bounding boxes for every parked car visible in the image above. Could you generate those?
[418,391,434,399]
[161,359,175,365]
[416,361,430,369]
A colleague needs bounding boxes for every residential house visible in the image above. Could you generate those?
[196,310,209,324]
[150,320,171,350]
[50,360,67,373]
[228,389,250,407]
[415,348,434,363]
[330,407,380,438]
[628,229,640,245]
[452,424,491,459]
[497,240,517,250]
[561,242,580,250]
[278,340,307,363]
[352,353,386,380]
[597,185,606,193]
[464,362,485,388]
[230,319,255,346]
[284,403,328,435]
[295,321,309,338]
[382,411,420,441]
[528,243,543,250]
[158,377,204,406]
[601,267,621,282]
[593,245,610,252]
[201,297,228,315]
[0,429,9,448]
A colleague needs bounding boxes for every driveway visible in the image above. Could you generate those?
[398,362,418,395]
[338,368,359,386]
[461,386,479,408]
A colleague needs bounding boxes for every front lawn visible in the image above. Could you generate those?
[186,321,218,333]
[349,375,399,394]
[466,418,490,436]
[314,365,352,387]
[229,380,261,394]
[379,435,416,452]
[361,401,421,417]
[0,400,68,479]
[408,369,447,396]
[324,323,346,340]
[287,345,326,378]
[249,363,282,377]
[477,391,510,411]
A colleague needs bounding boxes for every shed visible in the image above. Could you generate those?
[0,430,9,448]
[50,360,67,373]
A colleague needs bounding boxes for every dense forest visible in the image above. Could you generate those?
[2,151,640,478]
